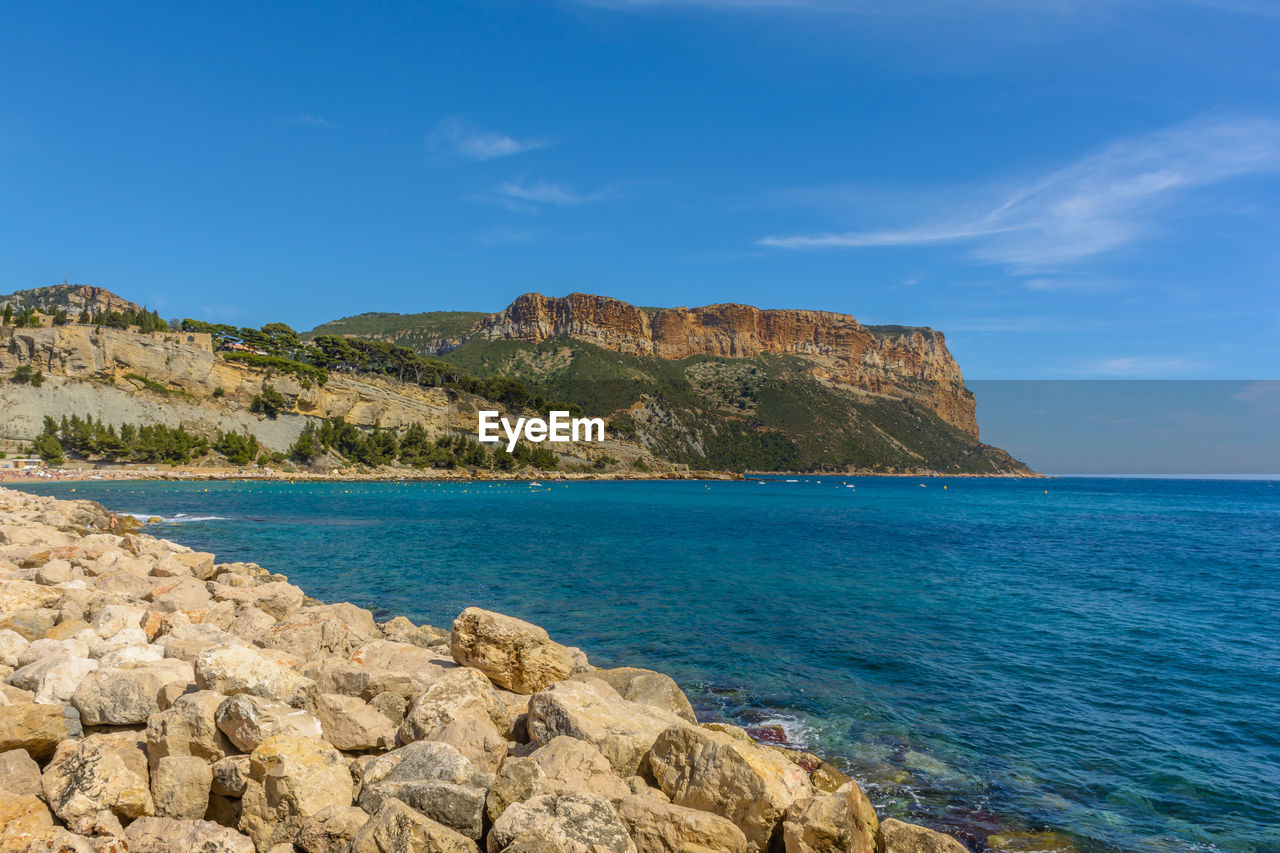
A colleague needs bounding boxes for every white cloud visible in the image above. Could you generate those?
[760,117,1280,269]
[429,117,549,161]
[491,178,619,211]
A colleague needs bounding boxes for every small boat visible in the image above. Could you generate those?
[529,481,542,486]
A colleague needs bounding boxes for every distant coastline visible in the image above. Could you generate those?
[0,463,1046,484]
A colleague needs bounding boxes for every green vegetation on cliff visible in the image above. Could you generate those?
[442,338,1028,474]
[302,310,486,353]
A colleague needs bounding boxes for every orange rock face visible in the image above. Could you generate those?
[474,293,979,437]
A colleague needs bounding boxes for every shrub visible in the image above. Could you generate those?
[32,433,63,464]
[249,387,287,419]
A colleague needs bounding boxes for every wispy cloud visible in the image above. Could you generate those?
[582,0,1280,17]
[428,117,549,161]
[488,178,620,212]
[281,113,339,128]
[760,117,1280,269]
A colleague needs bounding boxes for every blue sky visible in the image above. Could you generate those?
[2,0,1279,379]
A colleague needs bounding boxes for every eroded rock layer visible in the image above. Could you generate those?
[474,293,979,437]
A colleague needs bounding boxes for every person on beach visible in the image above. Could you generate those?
[108,512,117,531]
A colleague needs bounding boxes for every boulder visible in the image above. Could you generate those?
[92,604,146,639]
[210,581,305,621]
[148,577,217,613]
[0,790,55,852]
[0,579,63,611]
[357,740,492,840]
[34,558,76,585]
[215,693,323,752]
[146,689,234,766]
[255,603,380,660]
[194,645,317,708]
[0,700,69,758]
[0,747,44,796]
[0,607,59,640]
[400,665,513,737]
[527,678,689,776]
[528,735,631,802]
[212,755,253,797]
[296,804,370,853]
[152,754,213,820]
[0,627,28,666]
[615,794,749,853]
[303,658,418,701]
[487,757,544,823]
[227,606,279,641]
[380,616,451,650]
[352,638,455,674]
[315,693,397,752]
[768,748,852,794]
[585,667,697,723]
[647,724,813,853]
[487,792,637,853]
[124,816,255,853]
[450,607,576,695]
[781,782,879,853]
[877,819,970,853]
[42,730,154,831]
[239,735,355,852]
[18,635,92,667]
[94,571,159,600]
[349,798,479,853]
[428,704,509,774]
[72,658,195,725]
[8,655,99,704]
[155,623,246,661]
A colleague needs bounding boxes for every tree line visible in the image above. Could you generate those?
[1,303,167,331]
[287,418,560,472]
[30,413,561,473]
[179,319,580,418]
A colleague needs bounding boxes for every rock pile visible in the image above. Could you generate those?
[0,486,970,853]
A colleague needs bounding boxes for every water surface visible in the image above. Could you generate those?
[16,477,1279,852]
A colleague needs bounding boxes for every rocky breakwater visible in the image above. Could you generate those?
[0,485,971,853]
[474,293,978,437]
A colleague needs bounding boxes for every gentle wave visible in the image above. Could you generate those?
[124,512,229,524]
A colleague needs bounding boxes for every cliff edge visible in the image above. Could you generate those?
[474,293,978,437]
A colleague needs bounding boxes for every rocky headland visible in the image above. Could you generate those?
[473,293,978,437]
[0,486,973,853]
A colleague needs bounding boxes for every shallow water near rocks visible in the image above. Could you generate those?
[16,477,1280,853]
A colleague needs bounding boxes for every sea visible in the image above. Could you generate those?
[12,476,1279,853]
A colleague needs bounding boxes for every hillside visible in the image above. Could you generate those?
[306,292,1031,475]
[303,310,486,355]
[443,337,1027,474]
[0,285,1034,475]
[0,283,143,317]
[0,323,657,475]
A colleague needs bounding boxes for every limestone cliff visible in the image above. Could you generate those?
[0,326,465,450]
[473,293,979,437]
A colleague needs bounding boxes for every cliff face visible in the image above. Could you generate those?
[0,326,463,449]
[475,293,979,437]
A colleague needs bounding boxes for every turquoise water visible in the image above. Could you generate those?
[14,477,1279,852]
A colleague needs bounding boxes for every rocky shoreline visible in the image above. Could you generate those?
[0,485,972,853]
